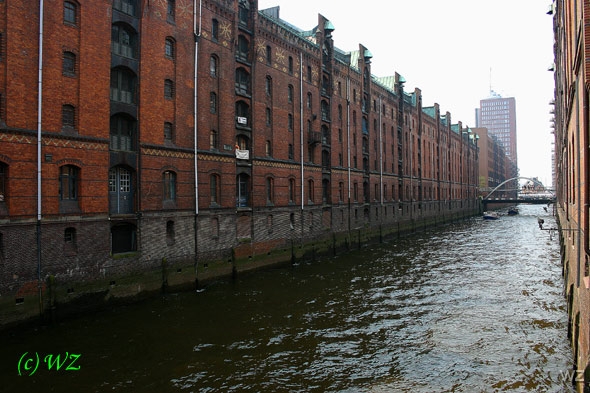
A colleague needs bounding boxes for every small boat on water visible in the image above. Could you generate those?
[507,207,519,216]
[483,211,500,220]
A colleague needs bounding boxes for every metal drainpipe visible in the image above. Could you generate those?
[36,0,45,318]
[193,0,202,286]
[379,96,383,206]
[346,77,351,235]
[576,82,582,289]
[299,52,304,237]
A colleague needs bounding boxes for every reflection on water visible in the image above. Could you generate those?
[1,205,572,392]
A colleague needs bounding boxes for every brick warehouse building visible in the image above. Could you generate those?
[0,0,479,324]
[552,0,590,390]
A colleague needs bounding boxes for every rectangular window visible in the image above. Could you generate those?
[163,171,176,200]
[63,52,76,75]
[0,162,6,203]
[164,122,173,141]
[210,175,218,204]
[62,105,75,130]
[59,166,78,200]
[266,178,273,203]
[164,80,174,99]
[64,1,77,25]
[167,0,175,22]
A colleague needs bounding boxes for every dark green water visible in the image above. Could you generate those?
[1,205,572,392]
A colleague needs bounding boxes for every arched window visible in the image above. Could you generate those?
[165,37,175,59]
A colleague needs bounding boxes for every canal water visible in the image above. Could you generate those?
[2,205,572,392]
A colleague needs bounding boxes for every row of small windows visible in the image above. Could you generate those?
[63,2,408,131]
[64,1,174,26]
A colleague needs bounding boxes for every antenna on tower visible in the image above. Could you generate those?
[489,67,492,96]
[488,67,500,98]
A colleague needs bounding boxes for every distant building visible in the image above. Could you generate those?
[475,92,518,183]
[472,127,514,198]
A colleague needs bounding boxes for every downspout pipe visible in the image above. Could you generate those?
[379,96,383,206]
[346,77,351,234]
[37,0,45,318]
[193,0,202,286]
[299,52,304,241]
[300,52,304,212]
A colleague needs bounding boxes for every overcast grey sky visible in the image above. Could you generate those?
[257,0,555,187]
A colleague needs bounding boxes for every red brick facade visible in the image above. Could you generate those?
[0,0,479,321]
[552,0,590,390]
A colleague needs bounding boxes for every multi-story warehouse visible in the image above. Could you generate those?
[472,127,513,198]
[0,0,479,324]
[551,0,590,391]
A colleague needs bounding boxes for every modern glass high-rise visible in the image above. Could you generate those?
[475,91,518,178]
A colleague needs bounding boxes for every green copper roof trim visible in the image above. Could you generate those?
[324,20,335,31]
[422,107,436,119]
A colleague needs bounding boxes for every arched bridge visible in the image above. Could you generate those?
[481,177,555,208]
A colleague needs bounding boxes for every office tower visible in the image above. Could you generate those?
[476,92,518,173]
